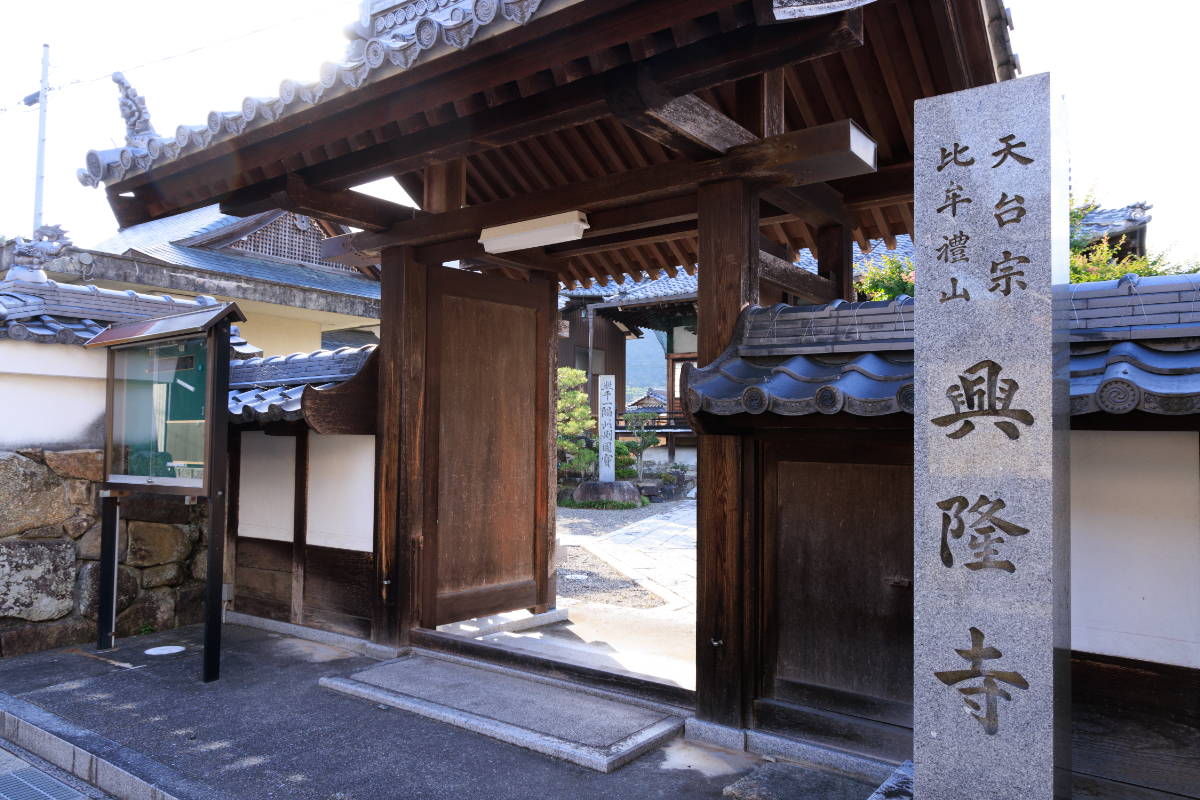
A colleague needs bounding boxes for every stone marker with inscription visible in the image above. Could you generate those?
[598,375,616,484]
[914,73,1071,799]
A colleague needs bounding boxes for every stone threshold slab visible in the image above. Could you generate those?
[436,607,569,638]
[0,692,235,800]
[320,654,684,772]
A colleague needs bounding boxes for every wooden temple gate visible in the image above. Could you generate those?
[82,0,1020,762]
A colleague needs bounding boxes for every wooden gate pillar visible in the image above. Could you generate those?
[696,179,759,727]
[373,245,427,647]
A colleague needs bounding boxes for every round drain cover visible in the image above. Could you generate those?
[145,645,186,655]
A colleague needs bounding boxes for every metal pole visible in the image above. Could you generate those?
[203,321,232,683]
[97,493,121,651]
[32,44,49,232]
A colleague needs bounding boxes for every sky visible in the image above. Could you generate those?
[0,1,1197,262]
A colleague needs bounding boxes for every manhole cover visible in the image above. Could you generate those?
[145,646,186,656]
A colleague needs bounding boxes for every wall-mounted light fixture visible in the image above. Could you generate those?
[479,211,590,254]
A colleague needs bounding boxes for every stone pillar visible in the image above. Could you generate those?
[913,73,1070,799]
[598,375,616,483]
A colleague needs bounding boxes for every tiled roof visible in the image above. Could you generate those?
[687,270,1200,420]
[128,243,381,300]
[560,236,915,306]
[92,206,229,253]
[227,344,375,424]
[0,276,219,346]
[1079,202,1151,244]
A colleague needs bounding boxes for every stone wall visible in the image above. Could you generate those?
[0,449,208,658]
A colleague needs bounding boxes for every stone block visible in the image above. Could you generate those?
[15,447,44,463]
[119,493,190,525]
[191,549,208,582]
[637,480,663,497]
[126,521,191,567]
[141,563,184,588]
[115,587,175,637]
[75,523,128,562]
[43,449,105,482]
[0,618,93,658]
[573,481,641,505]
[66,479,95,508]
[18,523,63,539]
[63,514,92,539]
[0,452,73,538]
[0,540,76,621]
[176,581,206,627]
[76,562,140,619]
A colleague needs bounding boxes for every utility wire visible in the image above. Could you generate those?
[1,0,356,113]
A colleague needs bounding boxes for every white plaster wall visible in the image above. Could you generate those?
[0,341,108,450]
[642,445,697,469]
[238,431,295,542]
[307,434,375,551]
[1071,430,1200,668]
[672,326,697,353]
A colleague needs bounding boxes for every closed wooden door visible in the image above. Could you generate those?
[758,439,914,761]
[420,267,553,626]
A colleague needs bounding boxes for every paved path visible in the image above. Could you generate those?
[580,500,697,614]
[0,742,102,800]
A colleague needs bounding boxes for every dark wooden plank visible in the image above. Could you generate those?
[233,593,291,624]
[762,184,850,229]
[223,173,420,231]
[411,627,696,710]
[291,430,309,625]
[373,246,427,647]
[816,224,855,300]
[1072,652,1200,798]
[236,538,293,572]
[1073,773,1196,800]
[301,348,378,435]
[224,427,241,590]
[321,120,877,257]
[435,581,538,626]
[606,65,757,159]
[696,178,758,729]
[753,698,913,763]
[538,273,557,613]
[237,566,292,606]
[424,160,466,214]
[304,545,374,619]
[759,250,838,304]
[775,677,913,728]
[428,270,540,623]
[773,459,914,706]
[301,608,373,640]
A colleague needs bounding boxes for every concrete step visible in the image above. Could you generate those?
[321,651,684,773]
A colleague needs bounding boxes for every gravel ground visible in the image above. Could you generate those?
[556,545,665,608]
[556,498,690,537]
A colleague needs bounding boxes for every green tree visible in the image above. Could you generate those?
[621,411,661,479]
[1068,190,1197,282]
[557,367,594,473]
[855,253,914,301]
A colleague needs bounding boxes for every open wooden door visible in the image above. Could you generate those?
[756,436,914,763]
[419,267,553,627]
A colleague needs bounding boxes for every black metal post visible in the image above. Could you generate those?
[203,321,232,683]
[97,494,120,650]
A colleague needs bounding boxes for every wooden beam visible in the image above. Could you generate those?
[696,179,757,729]
[759,250,837,304]
[606,65,757,159]
[394,172,425,210]
[761,183,849,228]
[834,161,913,210]
[758,233,790,264]
[291,429,309,625]
[322,121,876,257]
[373,247,426,647]
[221,173,420,232]
[816,224,855,301]
[423,160,465,214]
[734,69,785,139]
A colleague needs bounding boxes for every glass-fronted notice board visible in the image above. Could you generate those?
[109,334,209,488]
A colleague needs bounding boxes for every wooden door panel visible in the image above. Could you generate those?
[436,295,538,594]
[422,267,551,626]
[774,459,914,707]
